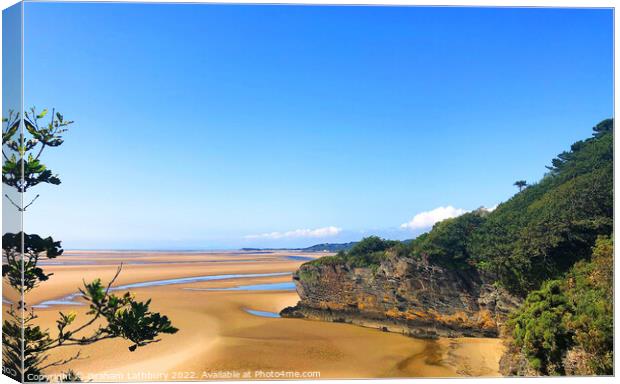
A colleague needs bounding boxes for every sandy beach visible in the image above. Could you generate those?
[3,250,504,380]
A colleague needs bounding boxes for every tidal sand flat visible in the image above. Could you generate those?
[26,250,503,380]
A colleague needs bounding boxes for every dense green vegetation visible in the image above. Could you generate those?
[307,119,613,375]
[407,209,489,269]
[508,236,613,375]
[308,236,399,268]
[471,118,613,294]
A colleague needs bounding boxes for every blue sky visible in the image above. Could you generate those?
[19,3,613,249]
[2,3,22,235]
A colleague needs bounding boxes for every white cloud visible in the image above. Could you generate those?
[400,206,468,230]
[485,204,498,212]
[245,226,342,240]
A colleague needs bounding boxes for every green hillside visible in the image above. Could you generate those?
[307,118,613,375]
[470,118,613,294]
[323,118,612,293]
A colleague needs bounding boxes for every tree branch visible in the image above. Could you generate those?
[4,194,21,211]
[46,264,125,346]
[45,335,116,349]
[23,194,40,211]
[38,351,84,371]
[34,143,46,161]
[106,263,124,295]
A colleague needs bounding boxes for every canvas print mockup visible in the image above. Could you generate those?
[1,1,614,382]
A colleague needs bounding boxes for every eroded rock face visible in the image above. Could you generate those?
[281,253,520,338]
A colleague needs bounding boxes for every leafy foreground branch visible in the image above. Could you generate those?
[2,108,178,382]
[3,262,178,382]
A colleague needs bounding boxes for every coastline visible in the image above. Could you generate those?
[4,250,504,380]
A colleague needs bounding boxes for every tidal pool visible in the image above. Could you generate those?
[185,281,295,291]
[32,272,292,309]
[243,308,281,318]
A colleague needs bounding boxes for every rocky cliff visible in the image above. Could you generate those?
[281,251,520,338]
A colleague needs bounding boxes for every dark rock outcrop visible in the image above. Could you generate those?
[281,252,520,338]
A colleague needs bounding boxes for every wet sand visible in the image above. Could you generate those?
[3,250,504,380]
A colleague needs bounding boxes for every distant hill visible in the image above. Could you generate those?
[241,242,358,253]
[299,242,357,252]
